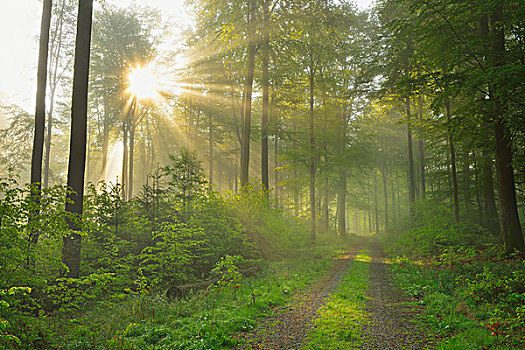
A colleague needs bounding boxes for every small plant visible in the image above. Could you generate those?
[210,255,244,299]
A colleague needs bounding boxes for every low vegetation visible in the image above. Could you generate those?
[383,202,525,349]
[0,150,353,349]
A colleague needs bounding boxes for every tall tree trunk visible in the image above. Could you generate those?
[309,68,316,240]
[473,150,484,227]
[489,6,524,252]
[391,172,396,224]
[406,97,416,206]
[209,114,214,190]
[374,171,379,233]
[122,122,128,201]
[446,100,460,222]
[418,96,426,198]
[240,0,256,188]
[128,121,135,200]
[323,176,329,233]
[261,0,270,192]
[274,135,279,203]
[100,95,110,180]
[63,0,93,278]
[337,170,346,235]
[462,148,472,218]
[31,0,52,194]
[382,167,388,232]
[481,147,500,236]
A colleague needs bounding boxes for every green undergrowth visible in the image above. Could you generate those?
[46,238,354,350]
[305,250,371,350]
[389,249,524,349]
[381,200,524,349]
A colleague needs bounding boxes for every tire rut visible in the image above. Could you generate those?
[363,238,436,349]
[237,239,368,350]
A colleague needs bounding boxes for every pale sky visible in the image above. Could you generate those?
[0,0,373,112]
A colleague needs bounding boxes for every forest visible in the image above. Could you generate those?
[0,0,524,349]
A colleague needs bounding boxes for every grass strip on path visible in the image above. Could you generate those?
[305,250,371,350]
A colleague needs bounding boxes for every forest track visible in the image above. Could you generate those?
[362,238,436,349]
[237,237,369,350]
[237,236,436,349]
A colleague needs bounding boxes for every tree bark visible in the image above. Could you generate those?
[481,147,500,236]
[240,0,256,188]
[63,0,94,278]
[122,121,128,201]
[209,114,214,190]
[418,96,426,198]
[489,6,524,252]
[261,0,270,192]
[31,0,52,192]
[446,99,460,222]
[382,167,388,232]
[309,69,316,240]
[374,171,379,233]
[406,97,416,207]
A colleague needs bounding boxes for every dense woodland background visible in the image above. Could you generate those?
[0,0,524,348]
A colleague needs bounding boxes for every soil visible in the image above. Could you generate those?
[236,237,435,350]
[362,238,436,349]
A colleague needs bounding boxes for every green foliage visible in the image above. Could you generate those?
[210,255,243,297]
[140,217,206,286]
[226,182,310,260]
[389,246,525,348]
[164,148,208,213]
[384,200,492,257]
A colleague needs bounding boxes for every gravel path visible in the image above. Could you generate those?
[237,241,367,350]
[363,238,436,350]
[237,237,435,349]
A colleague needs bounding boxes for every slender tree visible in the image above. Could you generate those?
[63,0,94,277]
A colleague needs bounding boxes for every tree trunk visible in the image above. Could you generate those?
[446,100,460,222]
[323,176,329,233]
[209,114,214,190]
[337,170,346,235]
[462,148,472,218]
[240,0,256,188]
[309,68,316,240]
[406,97,416,206]
[382,167,388,232]
[418,97,426,198]
[101,95,110,180]
[473,150,484,227]
[122,121,128,201]
[489,6,524,252]
[63,0,93,278]
[31,0,52,193]
[261,0,270,192]
[128,121,135,200]
[274,135,279,203]
[481,147,500,236]
[374,171,379,233]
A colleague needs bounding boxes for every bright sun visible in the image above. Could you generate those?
[127,65,159,100]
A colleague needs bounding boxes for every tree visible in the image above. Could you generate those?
[30,0,52,195]
[63,0,94,277]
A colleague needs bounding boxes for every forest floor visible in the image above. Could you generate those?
[237,236,435,350]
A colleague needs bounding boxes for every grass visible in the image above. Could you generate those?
[49,236,356,349]
[388,247,525,350]
[304,250,371,350]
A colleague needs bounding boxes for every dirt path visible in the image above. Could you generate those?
[237,237,434,349]
[363,238,436,349]
[237,240,367,350]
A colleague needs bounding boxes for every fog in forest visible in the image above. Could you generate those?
[0,0,523,349]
